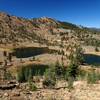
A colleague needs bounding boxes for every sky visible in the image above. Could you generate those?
[0,0,100,28]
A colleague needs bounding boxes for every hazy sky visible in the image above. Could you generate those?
[0,0,100,27]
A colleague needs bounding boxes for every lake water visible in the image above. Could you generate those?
[84,54,100,66]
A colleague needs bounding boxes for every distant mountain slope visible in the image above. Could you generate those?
[0,12,78,45]
[59,21,80,29]
[0,12,99,47]
[88,28,100,32]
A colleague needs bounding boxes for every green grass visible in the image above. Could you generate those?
[17,64,49,82]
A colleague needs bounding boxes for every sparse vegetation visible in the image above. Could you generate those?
[95,46,99,52]
[55,60,66,78]
[28,80,37,91]
[43,66,56,88]
[87,70,100,84]
[4,71,13,80]
[17,64,49,82]
[0,12,100,100]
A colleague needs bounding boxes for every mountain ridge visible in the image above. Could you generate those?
[0,12,100,48]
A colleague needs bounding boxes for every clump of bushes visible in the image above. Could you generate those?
[17,64,49,82]
[95,46,99,52]
[66,63,79,79]
[87,70,100,84]
[64,62,79,89]
[4,71,13,80]
[76,68,100,84]
[55,60,66,78]
[43,66,56,88]
[42,45,84,89]
[17,44,100,90]
[28,80,37,91]
[43,79,56,89]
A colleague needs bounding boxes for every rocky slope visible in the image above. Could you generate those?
[0,81,100,100]
[0,12,100,48]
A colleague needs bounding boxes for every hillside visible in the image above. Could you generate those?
[0,12,76,45]
[0,12,100,100]
[0,12,100,49]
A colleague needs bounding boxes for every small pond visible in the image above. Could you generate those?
[84,54,100,66]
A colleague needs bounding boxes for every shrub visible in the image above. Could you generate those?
[32,56,35,61]
[75,46,84,65]
[8,53,12,62]
[4,71,13,80]
[77,69,87,80]
[28,80,37,91]
[55,60,66,78]
[67,62,79,79]
[87,71,100,84]
[17,67,26,82]
[43,67,56,88]
[95,46,99,52]
[64,63,79,89]
[69,45,84,65]
[67,77,74,89]
[17,64,49,82]
[43,79,56,89]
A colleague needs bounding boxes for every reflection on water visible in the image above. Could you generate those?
[84,54,100,66]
